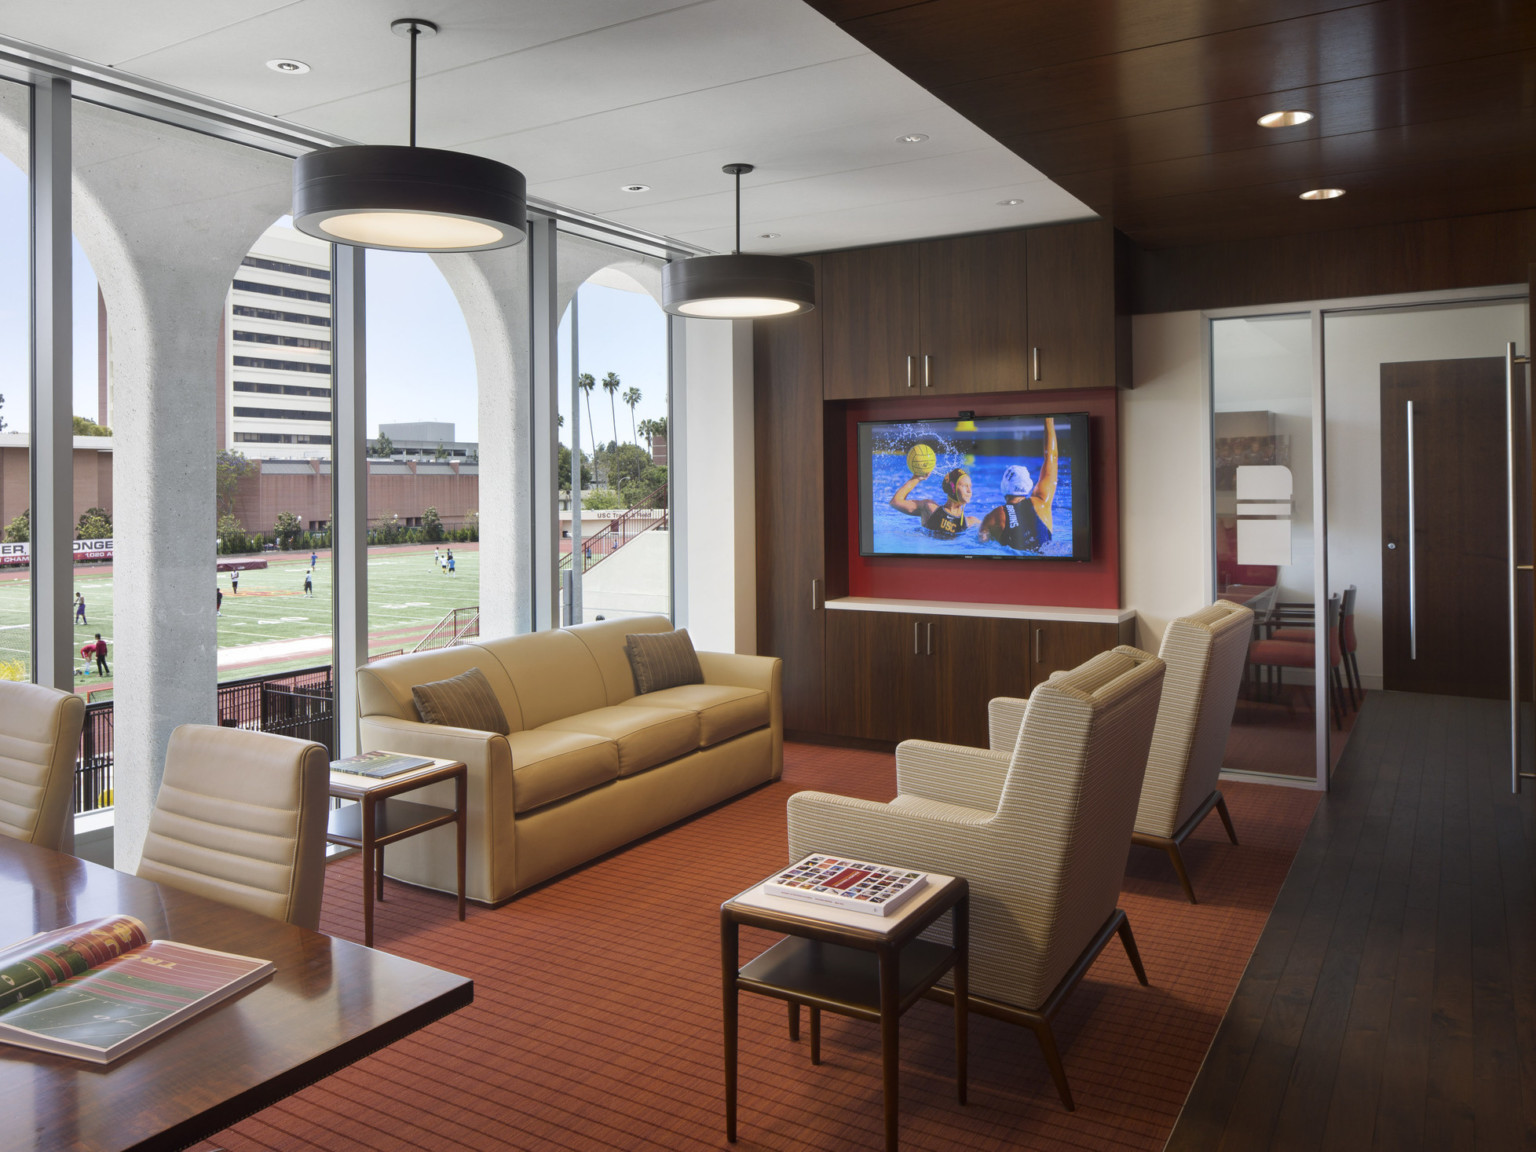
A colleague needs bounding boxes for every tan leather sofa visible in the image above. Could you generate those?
[358,615,783,906]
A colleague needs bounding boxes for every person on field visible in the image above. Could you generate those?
[231,570,239,594]
[91,634,109,677]
[303,569,313,597]
[216,587,223,615]
[75,592,87,625]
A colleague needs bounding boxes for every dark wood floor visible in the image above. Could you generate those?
[1167,690,1536,1151]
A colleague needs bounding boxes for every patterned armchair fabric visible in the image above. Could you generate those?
[787,645,1166,1014]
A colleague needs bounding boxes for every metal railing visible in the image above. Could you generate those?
[411,606,480,653]
[561,482,669,573]
[74,664,336,815]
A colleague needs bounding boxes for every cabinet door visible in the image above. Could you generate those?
[919,230,1031,395]
[1028,620,1122,683]
[928,615,1033,747]
[1025,220,1118,391]
[823,243,922,399]
[824,610,921,742]
[754,263,826,733]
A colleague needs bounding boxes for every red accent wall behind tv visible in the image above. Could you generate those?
[841,388,1120,608]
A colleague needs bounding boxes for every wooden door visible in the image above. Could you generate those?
[1025,220,1118,391]
[1380,358,1508,697]
[822,243,921,399]
[928,615,1032,747]
[919,230,1030,395]
[1029,619,1121,683]
[823,610,923,742]
[754,261,826,732]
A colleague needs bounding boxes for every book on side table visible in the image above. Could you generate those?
[0,915,273,1063]
[330,750,435,779]
[764,853,928,917]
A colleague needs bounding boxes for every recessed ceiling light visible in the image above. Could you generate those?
[266,59,310,74]
[621,184,650,193]
[759,232,781,239]
[897,133,929,144]
[998,198,1025,206]
[1299,187,1345,200]
[1258,109,1313,128]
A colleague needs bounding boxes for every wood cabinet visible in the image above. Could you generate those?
[822,608,1130,747]
[821,221,1126,399]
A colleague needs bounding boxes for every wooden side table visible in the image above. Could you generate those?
[326,758,467,948]
[721,872,969,1152]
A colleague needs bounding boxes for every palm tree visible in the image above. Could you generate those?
[577,373,596,464]
[638,417,656,450]
[601,372,622,460]
[623,386,642,443]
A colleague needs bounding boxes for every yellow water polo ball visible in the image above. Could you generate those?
[906,443,937,476]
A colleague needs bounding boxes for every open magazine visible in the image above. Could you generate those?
[330,750,435,779]
[764,854,928,917]
[0,915,273,1063]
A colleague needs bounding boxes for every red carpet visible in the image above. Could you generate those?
[200,742,1318,1152]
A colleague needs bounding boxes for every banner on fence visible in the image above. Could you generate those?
[0,539,114,567]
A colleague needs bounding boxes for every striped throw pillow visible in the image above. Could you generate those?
[411,667,510,734]
[626,629,704,695]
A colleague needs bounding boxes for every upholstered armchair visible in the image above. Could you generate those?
[1130,600,1253,902]
[787,646,1167,1111]
[0,680,87,851]
[137,725,330,930]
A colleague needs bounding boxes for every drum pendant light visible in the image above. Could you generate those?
[662,164,814,318]
[293,18,526,252]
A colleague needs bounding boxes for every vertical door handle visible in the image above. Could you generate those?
[914,621,920,655]
[1034,628,1042,664]
[906,355,915,389]
[1406,400,1417,660]
[923,354,932,389]
[926,622,932,655]
[1031,347,1041,383]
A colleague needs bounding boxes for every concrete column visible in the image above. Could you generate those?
[63,103,291,870]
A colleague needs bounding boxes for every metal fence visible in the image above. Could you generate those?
[74,664,336,816]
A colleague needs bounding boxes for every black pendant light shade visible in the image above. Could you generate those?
[662,164,815,318]
[293,145,526,252]
[292,18,527,252]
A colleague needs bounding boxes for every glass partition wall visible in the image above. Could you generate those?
[0,78,28,683]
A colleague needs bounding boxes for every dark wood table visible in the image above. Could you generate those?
[0,836,473,1152]
[722,873,969,1152]
[325,758,467,948]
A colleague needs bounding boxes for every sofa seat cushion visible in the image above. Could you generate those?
[505,729,619,814]
[622,684,769,748]
[542,705,699,778]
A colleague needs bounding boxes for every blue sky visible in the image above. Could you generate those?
[0,155,668,445]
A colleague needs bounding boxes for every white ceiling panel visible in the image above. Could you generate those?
[0,0,1098,253]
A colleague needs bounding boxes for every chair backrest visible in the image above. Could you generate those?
[136,724,330,930]
[1341,584,1358,653]
[1136,601,1255,839]
[0,680,86,850]
[996,645,1166,1006]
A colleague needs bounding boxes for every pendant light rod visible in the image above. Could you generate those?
[723,162,753,256]
[390,19,438,150]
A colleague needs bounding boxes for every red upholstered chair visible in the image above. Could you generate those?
[1267,585,1359,709]
[1248,594,1346,729]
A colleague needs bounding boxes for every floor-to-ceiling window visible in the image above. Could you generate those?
[0,78,29,684]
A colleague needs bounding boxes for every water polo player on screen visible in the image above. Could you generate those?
[889,461,980,538]
[978,416,1058,552]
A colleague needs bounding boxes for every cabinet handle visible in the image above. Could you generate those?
[810,578,820,611]
[914,621,920,655]
[923,354,932,388]
[1031,347,1041,383]
[906,355,915,389]
[926,622,932,655]
[1034,628,1042,664]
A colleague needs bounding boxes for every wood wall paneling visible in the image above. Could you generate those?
[822,244,921,399]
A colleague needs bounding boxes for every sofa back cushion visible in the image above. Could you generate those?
[412,667,511,734]
[480,629,607,729]
[566,614,674,705]
[358,645,524,731]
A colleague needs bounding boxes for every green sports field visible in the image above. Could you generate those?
[0,544,479,694]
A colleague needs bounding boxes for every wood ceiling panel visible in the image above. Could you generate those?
[806,0,1536,248]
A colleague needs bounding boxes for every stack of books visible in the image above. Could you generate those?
[764,854,928,917]
[330,750,435,779]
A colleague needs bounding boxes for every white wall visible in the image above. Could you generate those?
[1122,311,1211,650]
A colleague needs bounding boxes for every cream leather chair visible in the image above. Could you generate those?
[787,646,1166,1111]
[0,680,86,851]
[1131,600,1253,902]
[137,724,330,930]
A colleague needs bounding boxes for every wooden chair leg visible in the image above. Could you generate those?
[1214,792,1239,845]
[1347,651,1364,703]
[1165,841,1199,904]
[1030,1019,1075,1112]
[1115,915,1149,986]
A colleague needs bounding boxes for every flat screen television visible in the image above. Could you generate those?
[857,413,1092,561]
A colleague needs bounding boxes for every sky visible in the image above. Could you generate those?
[0,154,670,446]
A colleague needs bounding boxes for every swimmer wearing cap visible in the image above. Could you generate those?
[979,416,1058,552]
[890,464,980,538]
